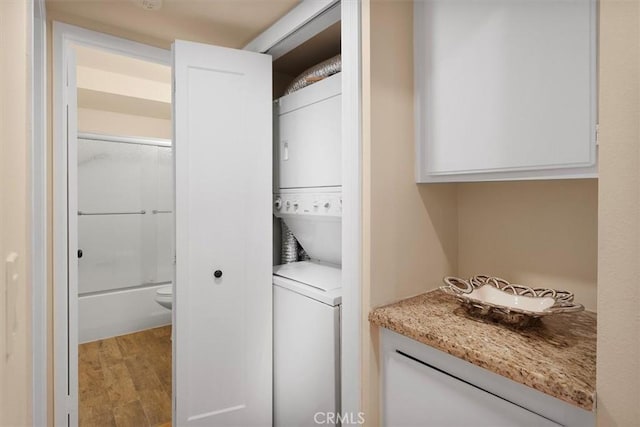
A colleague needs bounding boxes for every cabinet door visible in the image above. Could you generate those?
[384,351,560,427]
[173,40,272,426]
[415,0,597,182]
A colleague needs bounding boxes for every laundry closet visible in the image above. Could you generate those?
[270,20,343,426]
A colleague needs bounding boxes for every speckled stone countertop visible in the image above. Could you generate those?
[369,289,596,411]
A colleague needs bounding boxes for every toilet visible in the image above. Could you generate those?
[155,285,173,310]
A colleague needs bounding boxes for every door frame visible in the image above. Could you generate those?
[338,1,362,417]
[50,0,362,423]
[52,22,170,425]
[32,0,48,424]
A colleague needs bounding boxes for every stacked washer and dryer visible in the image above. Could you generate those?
[272,71,342,426]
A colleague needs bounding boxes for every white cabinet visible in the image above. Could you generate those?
[381,329,595,427]
[385,350,559,427]
[414,0,597,182]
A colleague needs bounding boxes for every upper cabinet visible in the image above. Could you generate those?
[414,0,597,183]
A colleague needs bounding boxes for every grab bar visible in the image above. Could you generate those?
[152,210,173,214]
[78,210,146,216]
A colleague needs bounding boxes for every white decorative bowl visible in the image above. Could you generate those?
[440,275,584,327]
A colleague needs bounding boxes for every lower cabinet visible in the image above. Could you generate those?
[380,329,595,427]
[385,350,559,426]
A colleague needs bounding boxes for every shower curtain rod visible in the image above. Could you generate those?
[78,132,172,148]
[78,210,146,216]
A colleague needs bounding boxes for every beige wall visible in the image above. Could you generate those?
[77,66,170,104]
[361,1,459,424]
[458,180,598,311]
[597,0,640,424]
[76,46,172,139]
[0,1,33,425]
[78,108,171,140]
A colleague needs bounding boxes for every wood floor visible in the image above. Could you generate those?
[79,325,172,427]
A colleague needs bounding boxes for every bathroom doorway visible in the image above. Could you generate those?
[71,43,174,426]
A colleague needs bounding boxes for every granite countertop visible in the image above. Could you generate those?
[369,289,596,411]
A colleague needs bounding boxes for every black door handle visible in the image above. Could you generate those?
[214,270,223,278]
[78,249,83,259]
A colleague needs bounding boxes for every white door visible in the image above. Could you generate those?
[172,40,272,426]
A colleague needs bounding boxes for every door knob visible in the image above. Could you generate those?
[78,249,83,259]
[214,270,223,278]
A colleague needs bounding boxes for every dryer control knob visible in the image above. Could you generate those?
[293,201,299,210]
[324,202,331,209]
[274,198,282,210]
[312,201,319,208]
[285,200,291,209]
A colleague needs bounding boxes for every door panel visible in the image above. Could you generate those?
[173,40,272,426]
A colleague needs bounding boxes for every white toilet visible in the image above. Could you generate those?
[155,285,173,310]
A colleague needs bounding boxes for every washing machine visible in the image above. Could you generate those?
[273,189,342,427]
[273,261,341,427]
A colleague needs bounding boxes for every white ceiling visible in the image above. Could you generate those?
[46,0,301,49]
[61,0,342,116]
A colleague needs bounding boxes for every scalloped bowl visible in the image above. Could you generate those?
[468,285,556,313]
[440,275,584,327]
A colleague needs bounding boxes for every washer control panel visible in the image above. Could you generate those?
[274,191,342,217]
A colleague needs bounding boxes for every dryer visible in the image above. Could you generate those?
[275,72,341,190]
